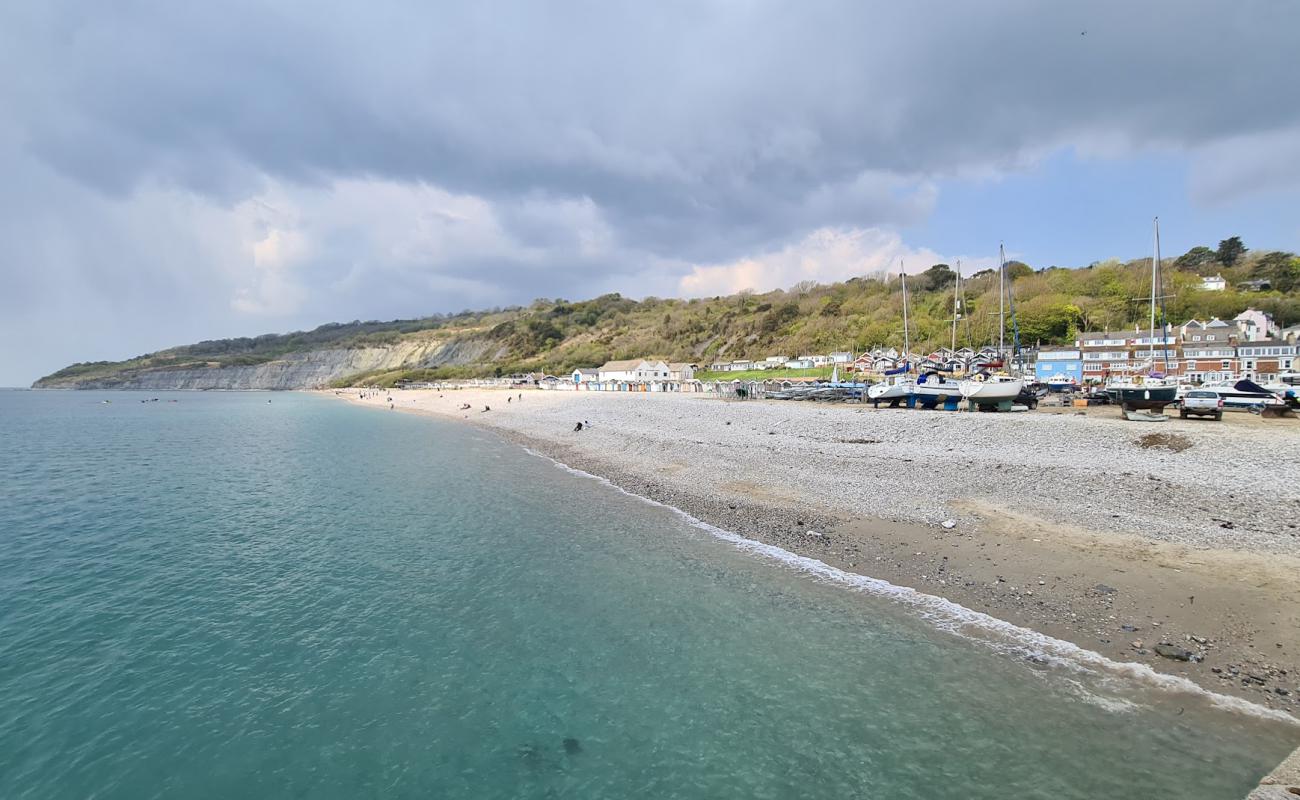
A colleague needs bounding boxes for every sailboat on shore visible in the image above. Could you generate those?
[913,261,964,405]
[1105,218,1179,414]
[960,245,1024,407]
[867,263,916,406]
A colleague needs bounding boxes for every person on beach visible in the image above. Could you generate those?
[483,405,490,412]
[574,422,583,431]
[507,397,511,403]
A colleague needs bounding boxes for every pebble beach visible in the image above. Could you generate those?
[336,387,1300,714]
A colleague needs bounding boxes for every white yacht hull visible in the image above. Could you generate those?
[867,381,914,401]
[959,378,1023,403]
[912,380,962,398]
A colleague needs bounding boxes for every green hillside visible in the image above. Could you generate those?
[37,238,1300,388]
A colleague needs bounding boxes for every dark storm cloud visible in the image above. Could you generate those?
[2,1,1299,383]
[14,1,1299,253]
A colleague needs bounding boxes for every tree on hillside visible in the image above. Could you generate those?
[1216,237,1247,267]
[1015,297,1082,345]
[1005,261,1033,281]
[1175,246,1219,275]
[918,263,955,291]
[1254,251,1300,293]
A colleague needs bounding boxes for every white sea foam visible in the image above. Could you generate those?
[523,445,1300,727]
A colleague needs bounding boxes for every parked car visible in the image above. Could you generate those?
[1180,389,1224,421]
[1014,382,1048,409]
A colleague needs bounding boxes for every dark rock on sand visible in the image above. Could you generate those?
[1154,643,1193,661]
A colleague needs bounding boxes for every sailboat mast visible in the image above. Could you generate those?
[1149,218,1159,365]
[998,244,1006,358]
[951,260,961,352]
[900,261,911,361]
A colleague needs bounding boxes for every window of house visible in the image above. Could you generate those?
[1193,335,1201,341]
[1221,360,1231,369]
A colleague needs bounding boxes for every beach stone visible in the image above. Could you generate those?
[941,519,956,529]
[1093,583,1117,595]
[1154,644,1193,661]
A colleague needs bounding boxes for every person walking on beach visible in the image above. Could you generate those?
[574,421,583,431]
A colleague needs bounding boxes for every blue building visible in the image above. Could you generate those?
[1034,347,1083,385]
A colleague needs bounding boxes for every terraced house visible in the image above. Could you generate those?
[1236,340,1296,383]
[1079,331,1133,379]
[1079,327,1181,379]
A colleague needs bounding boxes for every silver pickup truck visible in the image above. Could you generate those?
[1180,389,1224,420]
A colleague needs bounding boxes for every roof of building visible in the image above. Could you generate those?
[667,362,694,371]
[597,359,647,371]
[573,368,600,375]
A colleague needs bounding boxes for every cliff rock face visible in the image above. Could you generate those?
[35,338,502,390]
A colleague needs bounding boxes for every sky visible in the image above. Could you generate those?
[3,1,1299,385]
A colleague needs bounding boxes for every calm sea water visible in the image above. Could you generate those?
[0,390,1294,799]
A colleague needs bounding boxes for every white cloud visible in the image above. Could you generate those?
[677,227,995,297]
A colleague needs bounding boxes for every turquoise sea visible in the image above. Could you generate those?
[1,390,1295,799]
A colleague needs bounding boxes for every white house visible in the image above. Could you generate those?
[597,359,671,382]
[785,358,814,369]
[829,351,853,363]
[667,362,696,380]
[572,368,600,384]
[1199,274,1227,291]
[810,355,831,366]
[764,356,788,365]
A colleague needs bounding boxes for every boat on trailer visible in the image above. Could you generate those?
[1197,378,1285,411]
[960,245,1024,408]
[960,371,1024,405]
[1107,377,1178,412]
[1107,218,1177,416]
[912,370,963,408]
[1046,375,1078,393]
[867,371,915,405]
